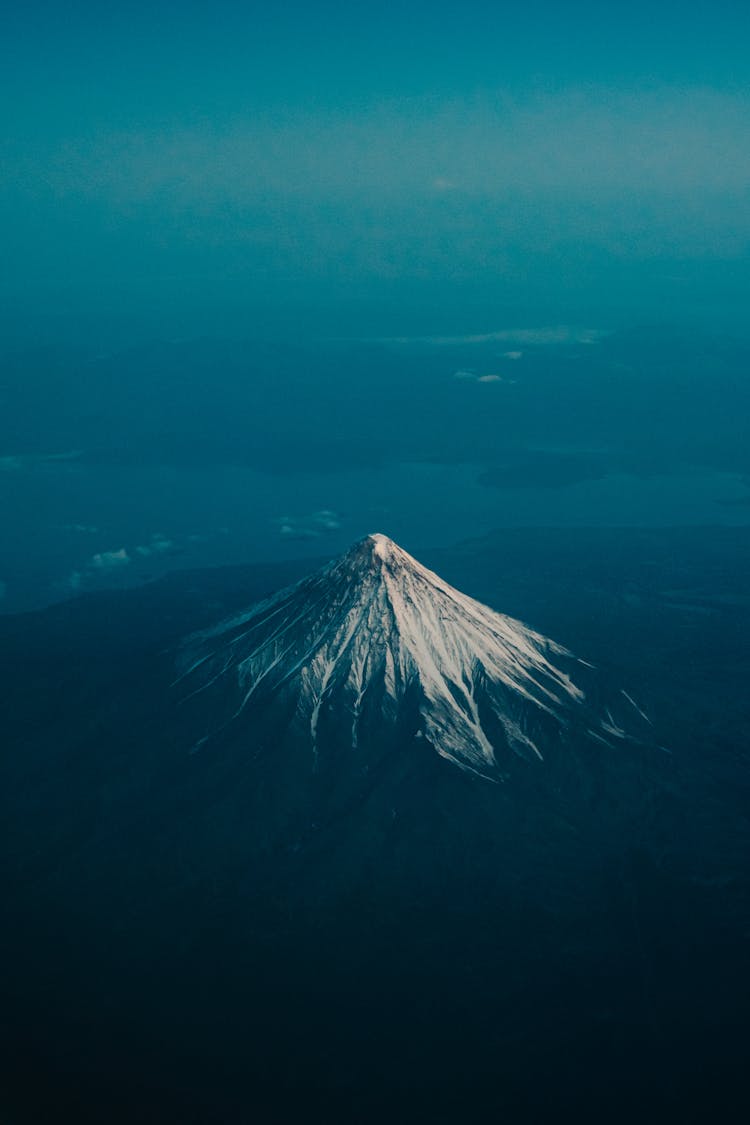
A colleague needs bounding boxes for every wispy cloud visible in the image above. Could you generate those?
[274,509,343,540]
[0,450,84,473]
[387,327,608,347]
[453,370,513,385]
[65,532,182,593]
[67,571,83,592]
[90,547,130,570]
[134,533,177,558]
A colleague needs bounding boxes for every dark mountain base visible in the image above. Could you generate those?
[4,867,749,1125]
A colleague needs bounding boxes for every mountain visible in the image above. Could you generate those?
[175,533,645,781]
[2,529,749,1125]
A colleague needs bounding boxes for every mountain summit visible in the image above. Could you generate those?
[176,534,642,779]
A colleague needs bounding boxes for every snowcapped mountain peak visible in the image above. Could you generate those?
[366,532,401,561]
[342,532,411,569]
[367,531,392,552]
[177,536,640,780]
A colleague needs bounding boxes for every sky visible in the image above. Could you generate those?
[1,2,750,611]
[2,2,750,341]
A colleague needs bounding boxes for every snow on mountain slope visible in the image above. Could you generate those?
[175,534,639,779]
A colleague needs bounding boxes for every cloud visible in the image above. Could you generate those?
[89,547,130,570]
[92,534,178,566]
[63,531,186,596]
[134,533,177,557]
[0,451,84,473]
[314,510,342,531]
[431,177,456,193]
[392,327,608,347]
[67,571,83,592]
[454,370,511,385]
[502,351,523,360]
[275,509,343,540]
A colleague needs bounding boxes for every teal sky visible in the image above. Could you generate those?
[2,2,750,341]
[4,3,750,118]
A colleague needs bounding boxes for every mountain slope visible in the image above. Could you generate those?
[3,529,750,1125]
[176,534,644,779]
